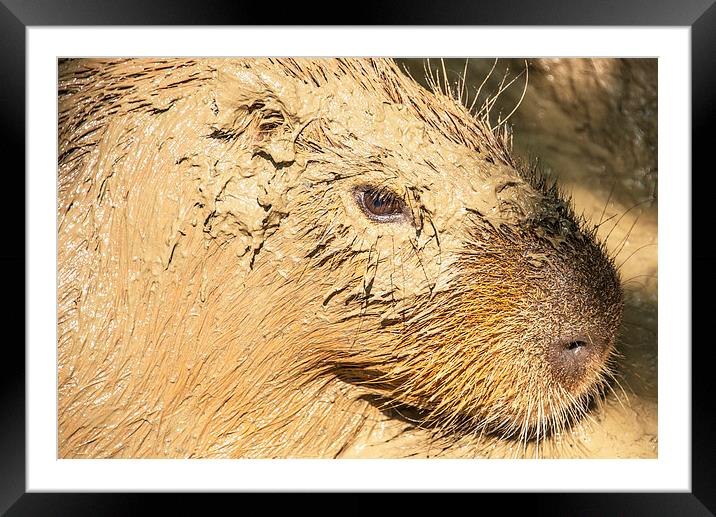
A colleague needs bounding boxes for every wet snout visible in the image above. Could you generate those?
[528,235,622,391]
[546,332,609,388]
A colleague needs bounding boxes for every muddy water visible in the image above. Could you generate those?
[398,58,658,458]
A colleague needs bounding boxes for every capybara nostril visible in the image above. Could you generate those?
[547,335,604,387]
[565,340,585,351]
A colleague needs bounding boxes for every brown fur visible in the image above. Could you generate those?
[57,58,623,458]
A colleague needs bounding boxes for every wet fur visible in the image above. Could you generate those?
[57,58,623,458]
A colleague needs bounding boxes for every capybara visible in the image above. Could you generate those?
[57,58,624,458]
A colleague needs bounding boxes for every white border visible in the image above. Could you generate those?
[28,27,690,491]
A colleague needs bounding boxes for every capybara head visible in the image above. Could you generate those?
[57,58,623,458]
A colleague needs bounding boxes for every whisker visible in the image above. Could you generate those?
[495,61,528,129]
[602,198,651,247]
[616,243,658,272]
[611,209,643,263]
[596,181,617,229]
[469,58,498,114]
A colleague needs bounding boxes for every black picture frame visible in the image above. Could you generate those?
[5,0,714,514]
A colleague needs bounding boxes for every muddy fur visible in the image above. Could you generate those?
[57,58,623,458]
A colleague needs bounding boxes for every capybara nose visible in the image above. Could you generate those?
[546,334,605,387]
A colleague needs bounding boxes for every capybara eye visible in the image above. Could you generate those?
[355,186,408,222]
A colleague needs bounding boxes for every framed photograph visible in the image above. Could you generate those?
[8,0,713,513]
